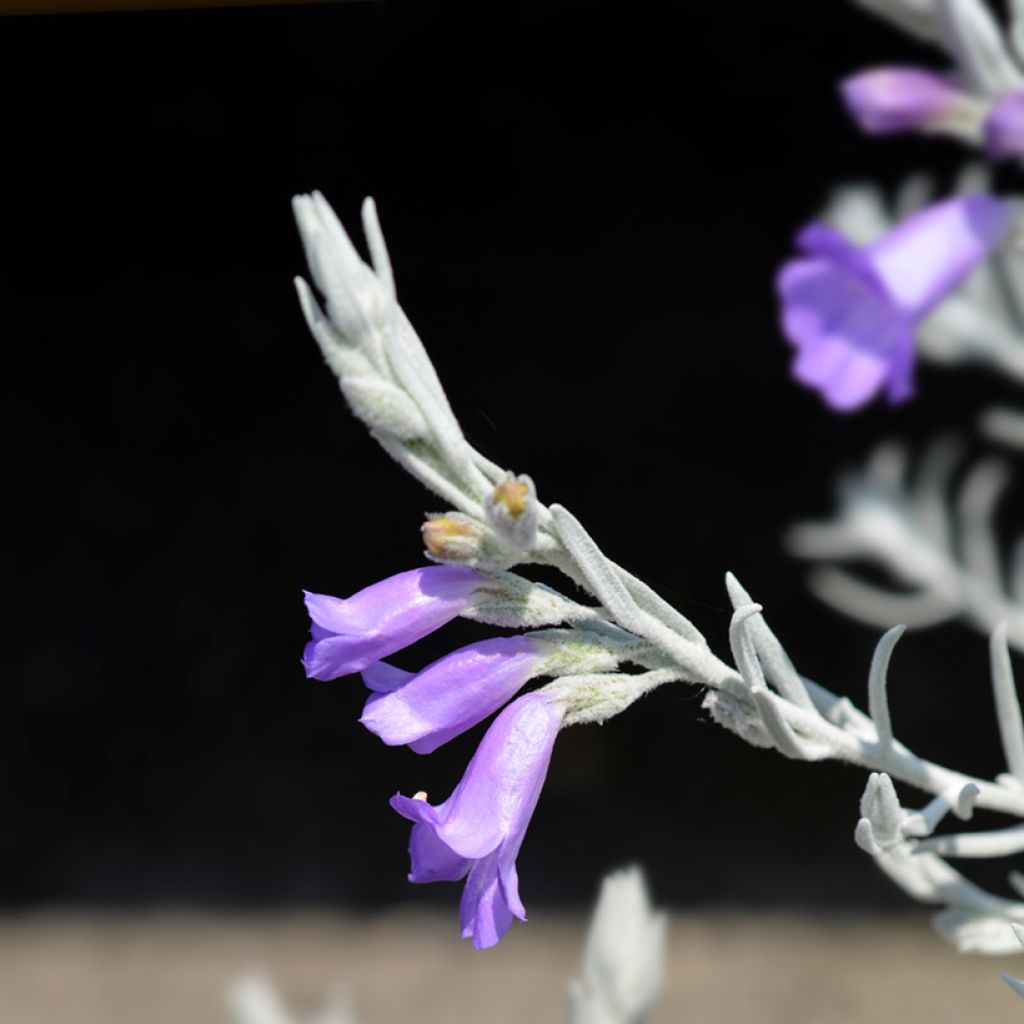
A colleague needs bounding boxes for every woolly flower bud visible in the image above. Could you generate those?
[484,472,539,549]
[422,514,485,561]
[421,513,518,570]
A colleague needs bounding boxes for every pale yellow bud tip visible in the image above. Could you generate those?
[422,516,481,558]
[492,478,530,519]
[413,791,429,802]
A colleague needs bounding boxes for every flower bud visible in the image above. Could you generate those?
[422,514,485,561]
[484,472,539,549]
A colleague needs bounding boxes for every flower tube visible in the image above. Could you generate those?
[360,635,547,754]
[390,691,564,948]
[301,565,483,680]
[985,91,1024,160]
[841,67,969,134]
[776,194,1010,410]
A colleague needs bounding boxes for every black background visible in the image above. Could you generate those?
[3,0,1023,911]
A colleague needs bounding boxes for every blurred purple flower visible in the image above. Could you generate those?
[777,195,1010,411]
[302,566,483,680]
[391,691,564,949]
[840,67,964,134]
[360,635,545,754]
[985,91,1024,160]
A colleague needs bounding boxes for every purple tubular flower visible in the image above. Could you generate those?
[777,195,1010,411]
[391,692,564,949]
[360,635,544,754]
[985,91,1024,161]
[840,67,962,134]
[301,566,483,680]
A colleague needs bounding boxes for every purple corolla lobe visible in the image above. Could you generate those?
[840,67,963,135]
[777,195,1010,411]
[360,661,413,693]
[985,91,1024,161]
[390,691,564,949]
[360,635,544,754]
[301,566,483,680]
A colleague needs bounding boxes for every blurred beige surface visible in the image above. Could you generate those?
[0,909,1022,1023]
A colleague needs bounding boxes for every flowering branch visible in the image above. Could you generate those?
[981,406,1024,450]
[567,867,666,1024]
[294,194,1024,949]
[838,624,1024,959]
[852,768,1024,955]
[224,869,666,1023]
[752,1,1024,994]
[228,974,356,1024]
[851,0,1024,147]
[787,439,1024,654]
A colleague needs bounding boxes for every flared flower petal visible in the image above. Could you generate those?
[360,661,413,693]
[301,566,482,680]
[777,195,1010,411]
[779,252,909,410]
[841,67,963,134]
[360,635,544,754]
[390,692,564,948]
[460,851,515,949]
[408,821,472,883]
